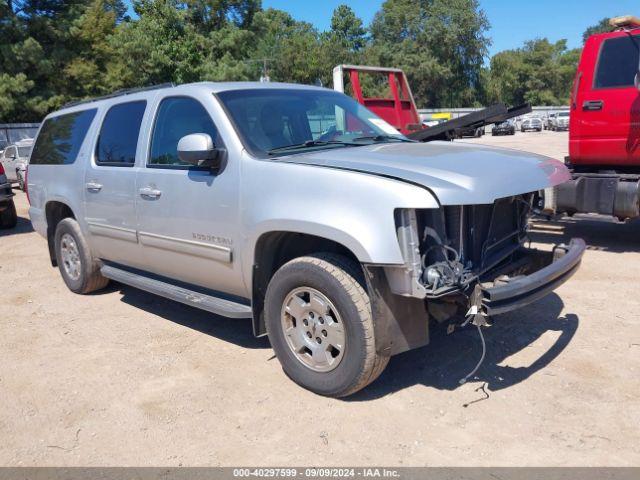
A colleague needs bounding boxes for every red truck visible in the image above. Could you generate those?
[553,15,640,220]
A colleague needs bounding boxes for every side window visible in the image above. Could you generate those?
[5,147,16,158]
[594,35,640,89]
[30,109,97,165]
[96,101,146,166]
[149,97,218,167]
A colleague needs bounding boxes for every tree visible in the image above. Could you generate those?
[583,17,610,43]
[486,38,580,106]
[329,5,366,52]
[366,0,490,107]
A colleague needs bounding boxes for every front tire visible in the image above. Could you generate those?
[265,253,389,397]
[54,218,109,294]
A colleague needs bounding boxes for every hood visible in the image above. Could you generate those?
[272,141,570,205]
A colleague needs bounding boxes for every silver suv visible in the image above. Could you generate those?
[27,82,585,396]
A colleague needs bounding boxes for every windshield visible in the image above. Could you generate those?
[18,146,32,157]
[217,88,407,157]
[558,112,569,117]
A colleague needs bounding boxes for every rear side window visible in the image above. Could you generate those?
[149,97,219,167]
[30,109,97,165]
[594,35,640,89]
[96,101,146,166]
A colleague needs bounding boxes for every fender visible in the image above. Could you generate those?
[240,156,439,289]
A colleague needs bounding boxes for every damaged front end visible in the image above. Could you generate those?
[389,194,585,324]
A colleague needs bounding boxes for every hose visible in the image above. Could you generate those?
[458,323,486,385]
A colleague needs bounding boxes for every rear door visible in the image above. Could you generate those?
[83,100,147,267]
[572,32,640,165]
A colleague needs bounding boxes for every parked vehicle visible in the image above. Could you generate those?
[543,14,640,221]
[332,65,530,141]
[0,123,39,152]
[521,117,543,132]
[0,138,33,190]
[492,120,516,136]
[457,126,485,138]
[545,113,557,130]
[551,111,570,131]
[27,82,585,397]
[0,163,17,229]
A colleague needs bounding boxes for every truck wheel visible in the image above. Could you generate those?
[265,253,389,397]
[54,218,109,294]
[0,200,18,229]
[17,171,25,191]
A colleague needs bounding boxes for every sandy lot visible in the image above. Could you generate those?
[1,130,639,466]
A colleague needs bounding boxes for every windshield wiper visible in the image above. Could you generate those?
[351,134,414,143]
[267,140,358,155]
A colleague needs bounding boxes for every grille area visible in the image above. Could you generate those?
[418,193,533,277]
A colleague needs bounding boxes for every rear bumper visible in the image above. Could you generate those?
[480,238,586,316]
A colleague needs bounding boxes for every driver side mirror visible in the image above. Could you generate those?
[177,133,223,170]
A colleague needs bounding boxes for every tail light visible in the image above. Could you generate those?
[25,165,30,204]
[0,163,4,175]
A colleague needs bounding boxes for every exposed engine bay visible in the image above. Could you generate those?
[392,192,573,322]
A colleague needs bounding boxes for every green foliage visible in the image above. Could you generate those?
[583,17,610,43]
[367,0,490,108]
[0,0,594,122]
[486,38,580,106]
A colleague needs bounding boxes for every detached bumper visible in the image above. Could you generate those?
[481,238,586,316]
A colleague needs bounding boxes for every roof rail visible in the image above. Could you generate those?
[62,83,176,109]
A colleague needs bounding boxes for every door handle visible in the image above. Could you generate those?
[85,181,103,192]
[582,100,603,111]
[139,187,162,199]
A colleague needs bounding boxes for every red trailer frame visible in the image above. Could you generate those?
[332,65,423,135]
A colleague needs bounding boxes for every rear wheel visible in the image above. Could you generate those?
[265,253,389,397]
[17,171,25,191]
[54,218,109,294]
[0,200,17,229]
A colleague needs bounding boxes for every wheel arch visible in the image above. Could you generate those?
[45,200,76,266]
[250,230,362,337]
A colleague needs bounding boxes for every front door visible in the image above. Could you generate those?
[83,100,147,268]
[573,32,640,165]
[135,95,244,297]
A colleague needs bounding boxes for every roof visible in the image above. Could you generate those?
[58,81,327,112]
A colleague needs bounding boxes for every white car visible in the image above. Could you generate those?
[0,138,33,191]
[521,117,543,132]
[551,111,570,131]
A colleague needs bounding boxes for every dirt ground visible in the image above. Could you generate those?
[1,130,639,466]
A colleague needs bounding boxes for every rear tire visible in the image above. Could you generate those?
[265,253,389,397]
[54,218,109,294]
[17,171,25,191]
[0,200,17,229]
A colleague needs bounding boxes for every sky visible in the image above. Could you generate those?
[124,1,639,57]
[263,0,638,56]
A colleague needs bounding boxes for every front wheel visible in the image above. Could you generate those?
[265,253,389,397]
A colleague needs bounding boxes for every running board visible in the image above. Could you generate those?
[100,265,253,318]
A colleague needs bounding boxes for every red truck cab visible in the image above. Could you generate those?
[556,15,640,220]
